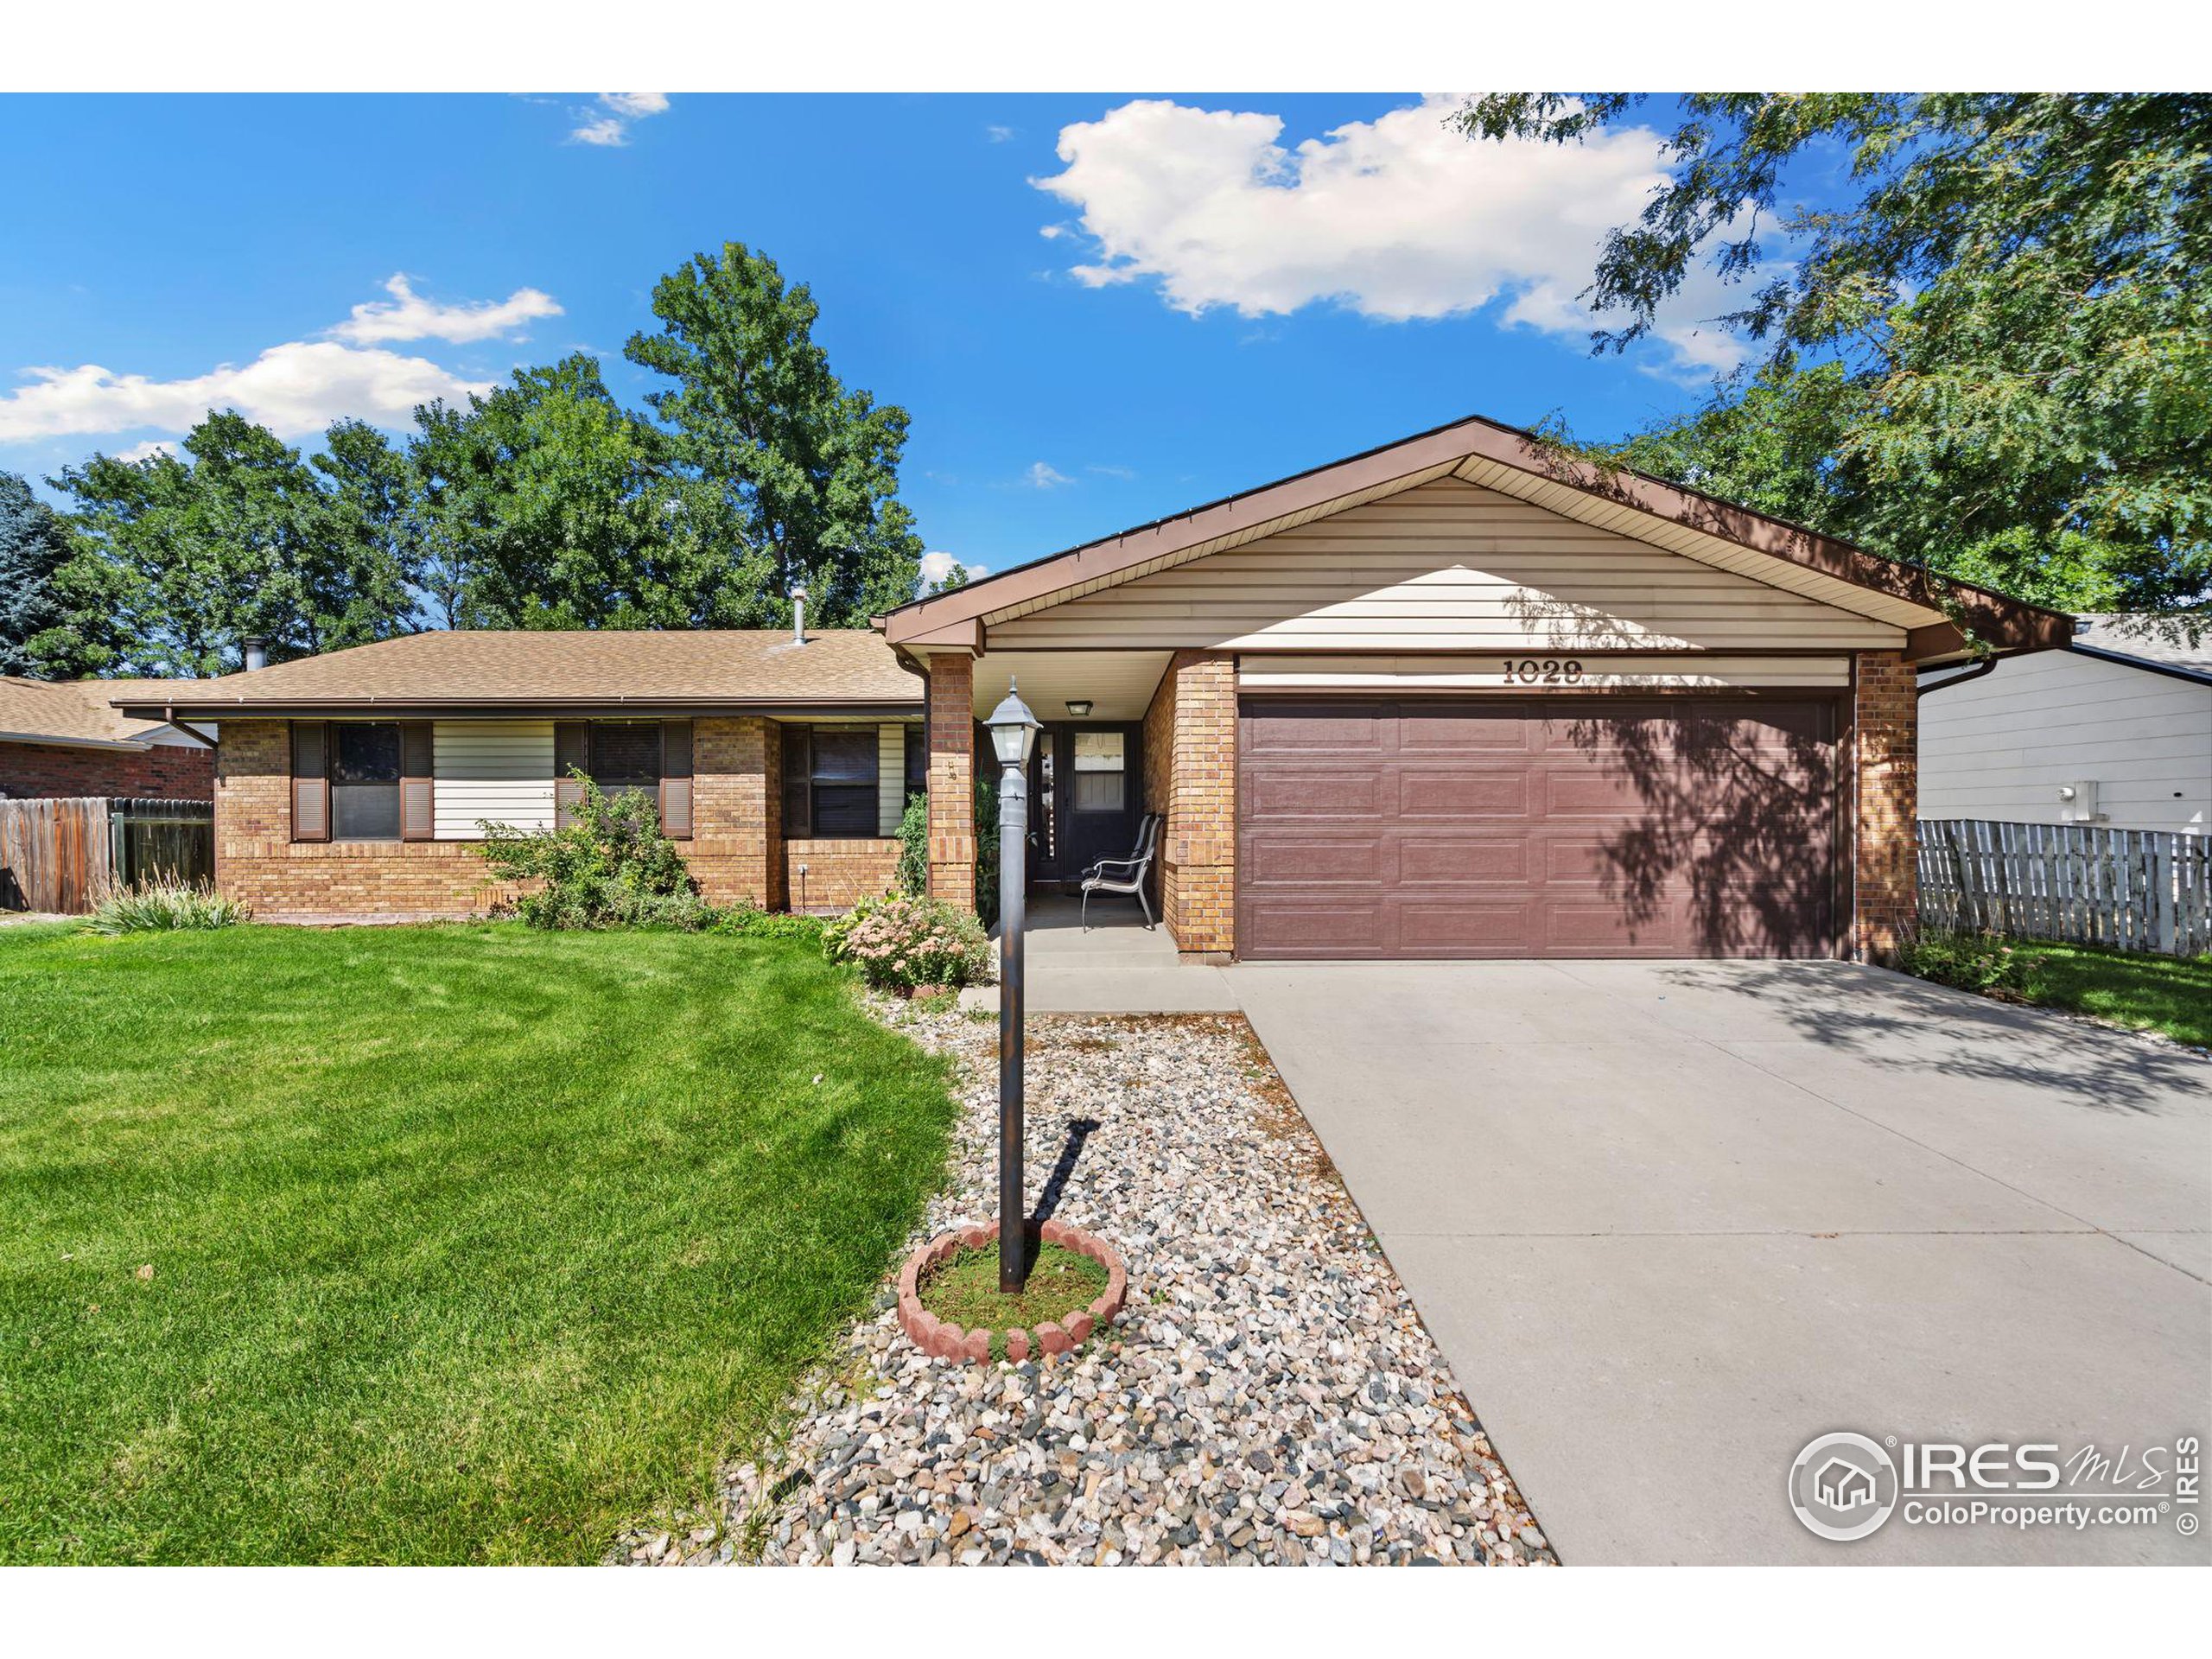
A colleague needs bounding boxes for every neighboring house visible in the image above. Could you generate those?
[119,415,2070,944]
[880,415,2068,962]
[119,629,924,923]
[0,676,215,800]
[1918,614,2211,836]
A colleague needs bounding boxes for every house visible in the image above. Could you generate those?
[1918,614,2210,836]
[0,676,215,801]
[1814,1457,1878,1512]
[120,415,2069,946]
[880,415,2067,962]
[118,628,924,923]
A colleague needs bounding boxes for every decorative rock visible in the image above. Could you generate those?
[613,1009,1554,1569]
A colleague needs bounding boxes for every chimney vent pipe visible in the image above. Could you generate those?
[243,636,268,672]
[790,585,807,646]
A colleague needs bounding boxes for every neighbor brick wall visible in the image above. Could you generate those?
[1,740,213,802]
[1853,650,1919,962]
[1146,650,1236,958]
[214,715,794,922]
[786,838,901,912]
[924,654,976,912]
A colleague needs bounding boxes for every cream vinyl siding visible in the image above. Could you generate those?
[1920,650,2211,835]
[432,720,556,838]
[988,477,1904,653]
[1240,653,1850,691]
[879,722,905,836]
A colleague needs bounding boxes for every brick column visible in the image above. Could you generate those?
[925,653,976,912]
[213,720,289,908]
[1853,650,1918,962]
[1150,650,1236,959]
[691,715,781,907]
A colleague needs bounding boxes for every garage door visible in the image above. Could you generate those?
[1238,696,1839,959]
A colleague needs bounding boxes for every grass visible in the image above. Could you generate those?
[2004,939,2212,1048]
[0,922,957,1564]
[918,1243,1109,1357]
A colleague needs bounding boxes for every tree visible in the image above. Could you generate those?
[625,242,925,628]
[1459,95,2212,617]
[408,355,680,629]
[47,411,422,676]
[0,472,70,676]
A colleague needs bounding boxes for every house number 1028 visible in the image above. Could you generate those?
[1501,658,1585,684]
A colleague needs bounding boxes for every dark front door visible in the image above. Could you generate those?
[1025,723,1141,892]
[1237,696,1839,959]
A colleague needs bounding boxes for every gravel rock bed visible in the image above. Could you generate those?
[616,1001,1554,1567]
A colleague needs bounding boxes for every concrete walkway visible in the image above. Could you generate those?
[1227,958,2212,1564]
[961,895,1237,1014]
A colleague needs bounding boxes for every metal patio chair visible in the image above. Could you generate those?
[1080,810,1161,930]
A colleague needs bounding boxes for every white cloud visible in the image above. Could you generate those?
[115,438,177,463]
[1086,463,1136,480]
[918,550,983,588]
[328,274,563,346]
[570,92,670,146]
[1033,94,1756,378]
[987,124,1015,143]
[1025,461,1073,488]
[0,341,491,444]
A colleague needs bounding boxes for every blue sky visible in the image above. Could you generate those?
[0,92,1762,580]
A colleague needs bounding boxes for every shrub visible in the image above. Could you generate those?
[713,905,829,944]
[895,791,928,895]
[823,893,991,993]
[474,774,715,931]
[84,875,250,934]
[1897,928,2045,998]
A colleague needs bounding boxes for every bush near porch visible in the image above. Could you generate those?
[0,923,956,1564]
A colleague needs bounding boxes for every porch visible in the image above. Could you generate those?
[960,893,1237,1014]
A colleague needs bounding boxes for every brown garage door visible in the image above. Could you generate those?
[1238,696,1840,959]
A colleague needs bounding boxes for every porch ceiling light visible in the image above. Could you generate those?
[986,682,1041,768]
[1065,699,1093,718]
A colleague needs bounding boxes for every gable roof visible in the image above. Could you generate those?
[0,677,198,751]
[880,413,2073,664]
[113,631,922,720]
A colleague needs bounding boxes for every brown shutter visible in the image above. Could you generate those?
[290,721,329,842]
[659,720,694,839]
[780,725,811,837]
[554,721,588,829]
[399,722,435,841]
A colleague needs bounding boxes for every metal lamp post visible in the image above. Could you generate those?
[984,683,1042,1293]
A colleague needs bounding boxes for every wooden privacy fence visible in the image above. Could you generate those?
[0,797,213,914]
[1918,818,2212,958]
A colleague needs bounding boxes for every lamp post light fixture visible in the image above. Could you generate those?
[983,682,1042,1293]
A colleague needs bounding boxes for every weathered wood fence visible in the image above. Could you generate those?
[1918,818,2211,958]
[0,797,213,914]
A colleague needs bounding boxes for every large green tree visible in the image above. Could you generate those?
[0,472,70,676]
[625,241,925,627]
[46,412,422,676]
[1461,94,2212,617]
[408,355,681,630]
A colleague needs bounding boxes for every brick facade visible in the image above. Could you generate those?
[213,715,867,923]
[1,739,213,802]
[785,839,902,912]
[1142,650,1236,958]
[1852,649,1919,962]
[924,653,976,910]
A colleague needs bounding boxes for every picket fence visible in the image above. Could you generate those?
[1917,818,2211,958]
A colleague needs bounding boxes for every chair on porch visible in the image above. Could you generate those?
[1079,810,1161,931]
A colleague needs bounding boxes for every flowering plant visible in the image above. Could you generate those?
[823,893,991,993]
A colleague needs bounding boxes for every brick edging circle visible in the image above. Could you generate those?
[897,1219,1127,1364]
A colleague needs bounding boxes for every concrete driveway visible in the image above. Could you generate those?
[1228,958,2212,1565]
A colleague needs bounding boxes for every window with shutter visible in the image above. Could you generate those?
[400,722,434,841]
[659,720,694,840]
[330,723,404,841]
[554,722,588,829]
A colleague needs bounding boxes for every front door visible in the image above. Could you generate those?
[1054,724,1141,892]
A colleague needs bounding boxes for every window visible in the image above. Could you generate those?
[904,724,927,803]
[293,720,430,843]
[331,723,404,840]
[554,721,692,838]
[782,725,880,836]
[1071,729,1127,813]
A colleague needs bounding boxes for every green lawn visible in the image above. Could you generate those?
[2011,940,2212,1049]
[0,923,956,1564]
